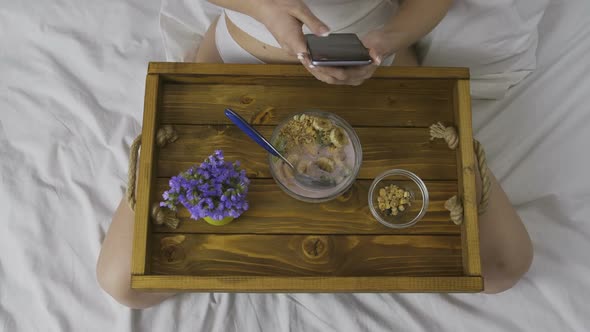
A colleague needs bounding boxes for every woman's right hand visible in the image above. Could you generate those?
[256,0,330,56]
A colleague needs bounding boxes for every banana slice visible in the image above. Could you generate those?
[329,127,347,147]
[312,117,333,132]
[316,157,335,173]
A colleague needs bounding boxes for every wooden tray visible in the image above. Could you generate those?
[131,63,482,292]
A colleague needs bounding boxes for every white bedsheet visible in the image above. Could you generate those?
[1,0,589,331]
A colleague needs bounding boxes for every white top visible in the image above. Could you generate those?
[225,0,397,48]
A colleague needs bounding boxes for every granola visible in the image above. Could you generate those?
[278,114,347,154]
[377,184,413,216]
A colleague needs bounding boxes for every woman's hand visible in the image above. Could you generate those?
[257,0,330,55]
[210,0,391,86]
[295,0,454,86]
[209,0,451,86]
[298,28,397,86]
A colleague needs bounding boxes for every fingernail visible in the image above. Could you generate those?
[309,64,316,69]
[319,27,330,37]
[375,56,382,65]
[297,52,305,60]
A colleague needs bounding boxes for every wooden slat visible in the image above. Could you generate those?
[156,125,457,180]
[152,179,459,234]
[150,234,462,276]
[149,62,470,79]
[159,80,454,127]
[157,75,453,90]
[131,74,160,275]
[453,80,482,276]
[131,275,483,292]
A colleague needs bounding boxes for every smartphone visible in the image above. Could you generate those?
[305,33,372,67]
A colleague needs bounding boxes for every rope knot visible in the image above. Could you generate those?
[429,122,459,150]
[444,195,464,225]
[151,204,180,229]
[156,125,178,147]
[126,126,179,228]
[126,135,142,211]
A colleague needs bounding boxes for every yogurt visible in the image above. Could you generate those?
[270,113,359,200]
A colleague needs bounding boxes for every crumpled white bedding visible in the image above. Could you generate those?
[1,0,589,331]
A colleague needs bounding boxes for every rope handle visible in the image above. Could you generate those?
[430,122,492,225]
[126,125,179,228]
[126,134,142,211]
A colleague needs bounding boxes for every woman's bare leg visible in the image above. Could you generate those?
[96,18,224,309]
[96,199,175,309]
[194,17,223,63]
[392,45,419,66]
[391,46,532,292]
[476,167,533,293]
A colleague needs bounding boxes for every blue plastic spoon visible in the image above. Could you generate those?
[224,108,333,188]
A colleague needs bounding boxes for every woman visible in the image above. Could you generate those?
[97,0,532,309]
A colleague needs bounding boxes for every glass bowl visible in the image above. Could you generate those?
[268,110,362,203]
[368,169,429,228]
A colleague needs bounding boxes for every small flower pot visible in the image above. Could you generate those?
[203,216,235,226]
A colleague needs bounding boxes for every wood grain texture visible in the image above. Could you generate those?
[131,275,483,292]
[149,62,470,79]
[131,65,482,292]
[150,234,462,276]
[153,179,460,235]
[156,125,457,180]
[453,80,482,276]
[159,80,453,127]
[131,74,159,275]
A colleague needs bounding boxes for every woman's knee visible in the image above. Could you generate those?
[96,257,137,308]
[96,259,174,309]
[483,242,533,294]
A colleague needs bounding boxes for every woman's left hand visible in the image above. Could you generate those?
[298,29,396,86]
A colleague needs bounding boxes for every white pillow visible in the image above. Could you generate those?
[416,0,550,99]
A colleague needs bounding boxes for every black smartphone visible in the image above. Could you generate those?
[305,33,372,66]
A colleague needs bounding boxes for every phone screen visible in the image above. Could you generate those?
[306,33,371,65]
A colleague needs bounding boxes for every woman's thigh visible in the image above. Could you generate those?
[392,46,419,66]
[194,17,224,63]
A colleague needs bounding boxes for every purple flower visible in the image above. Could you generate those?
[160,150,249,221]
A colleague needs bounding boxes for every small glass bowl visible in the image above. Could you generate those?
[269,110,362,203]
[368,169,429,228]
